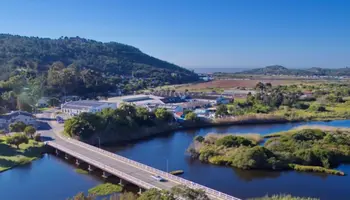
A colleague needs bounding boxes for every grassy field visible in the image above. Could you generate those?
[0,137,44,172]
[75,168,89,174]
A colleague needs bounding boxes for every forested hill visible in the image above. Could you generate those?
[235,65,350,76]
[0,34,198,83]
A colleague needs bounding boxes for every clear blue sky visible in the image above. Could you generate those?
[0,0,349,68]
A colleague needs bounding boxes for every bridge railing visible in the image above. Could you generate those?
[58,136,240,200]
[47,141,157,190]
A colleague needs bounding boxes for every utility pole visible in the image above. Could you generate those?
[166,159,169,173]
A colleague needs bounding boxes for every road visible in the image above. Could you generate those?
[36,110,240,200]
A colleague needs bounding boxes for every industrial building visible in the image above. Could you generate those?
[61,100,117,116]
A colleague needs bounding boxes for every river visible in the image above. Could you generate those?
[1,120,350,200]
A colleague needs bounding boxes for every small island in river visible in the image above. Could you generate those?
[188,126,350,176]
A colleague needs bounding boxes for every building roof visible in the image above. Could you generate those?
[102,95,164,106]
[160,97,186,104]
[62,100,110,110]
[0,111,34,120]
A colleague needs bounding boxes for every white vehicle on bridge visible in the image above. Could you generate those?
[151,175,166,182]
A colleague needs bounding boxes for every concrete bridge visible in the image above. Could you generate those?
[42,112,240,200]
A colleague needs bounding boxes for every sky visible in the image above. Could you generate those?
[0,0,349,69]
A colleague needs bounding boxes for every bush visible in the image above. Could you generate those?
[292,129,325,141]
[216,135,254,148]
[308,103,326,112]
[231,146,275,169]
[292,102,309,110]
[33,133,41,142]
[194,135,204,142]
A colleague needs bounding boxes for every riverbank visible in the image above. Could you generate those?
[188,126,350,176]
[0,138,45,173]
[90,113,349,146]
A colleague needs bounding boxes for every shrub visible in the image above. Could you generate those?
[216,135,253,148]
[291,129,325,141]
[194,135,204,142]
[33,133,41,142]
[308,103,326,112]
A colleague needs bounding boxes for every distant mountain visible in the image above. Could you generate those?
[235,65,350,76]
[0,34,198,83]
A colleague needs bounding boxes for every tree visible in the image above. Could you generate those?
[155,108,173,122]
[138,188,175,200]
[66,192,95,200]
[9,121,27,132]
[215,104,228,117]
[255,82,265,91]
[171,185,210,200]
[185,112,198,122]
[5,133,29,149]
[0,129,6,136]
[119,192,138,200]
[33,133,41,142]
[24,126,36,138]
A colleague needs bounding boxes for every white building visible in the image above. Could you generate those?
[101,95,164,107]
[157,104,183,113]
[61,100,117,116]
[36,97,51,107]
[0,111,36,129]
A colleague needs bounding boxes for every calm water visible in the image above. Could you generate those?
[112,120,350,200]
[1,120,350,200]
[0,154,102,200]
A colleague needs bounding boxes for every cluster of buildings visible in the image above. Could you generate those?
[60,94,233,120]
[0,111,36,130]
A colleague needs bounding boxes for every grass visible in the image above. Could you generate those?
[0,138,44,172]
[264,125,350,138]
[88,183,123,196]
[249,194,319,200]
[75,168,89,174]
[289,164,345,176]
[38,107,50,111]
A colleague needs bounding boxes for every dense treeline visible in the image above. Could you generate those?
[64,104,174,142]
[188,127,350,175]
[215,82,350,120]
[68,185,209,200]
[0,34,198,113]
[234,65,350,76]
[0,34,198,83]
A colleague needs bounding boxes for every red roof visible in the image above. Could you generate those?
[175,112,183,117]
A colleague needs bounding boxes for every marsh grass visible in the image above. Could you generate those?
[88,183,123,196]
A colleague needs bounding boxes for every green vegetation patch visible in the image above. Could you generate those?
[88,183,122,196]
[0,136,44,172]
[249,194,319,200]
[75,168,89,174]
[188,127,350,175]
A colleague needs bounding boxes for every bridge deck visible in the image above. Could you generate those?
[41,111,240,200]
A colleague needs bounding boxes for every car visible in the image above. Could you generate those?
[151,175,166,182]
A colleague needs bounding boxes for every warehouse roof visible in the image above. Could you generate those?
[61,100,110,110]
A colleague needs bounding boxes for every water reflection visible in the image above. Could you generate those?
[113,119,350,200]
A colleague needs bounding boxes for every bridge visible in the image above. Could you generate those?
[42,112,240,200]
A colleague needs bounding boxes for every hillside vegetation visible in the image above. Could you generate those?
[0,34,197,83]
[0,34,198,113]
[235,65,350,76]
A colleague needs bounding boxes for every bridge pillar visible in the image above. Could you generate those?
[75,159,81,166]
[118,179,124,186]
[102,171,110,178]
[65,153,70,160]
[55,149,59,155]
[88,165,95,172]
[137,187,143,195]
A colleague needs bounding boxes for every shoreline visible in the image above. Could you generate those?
[96,115,349,146]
